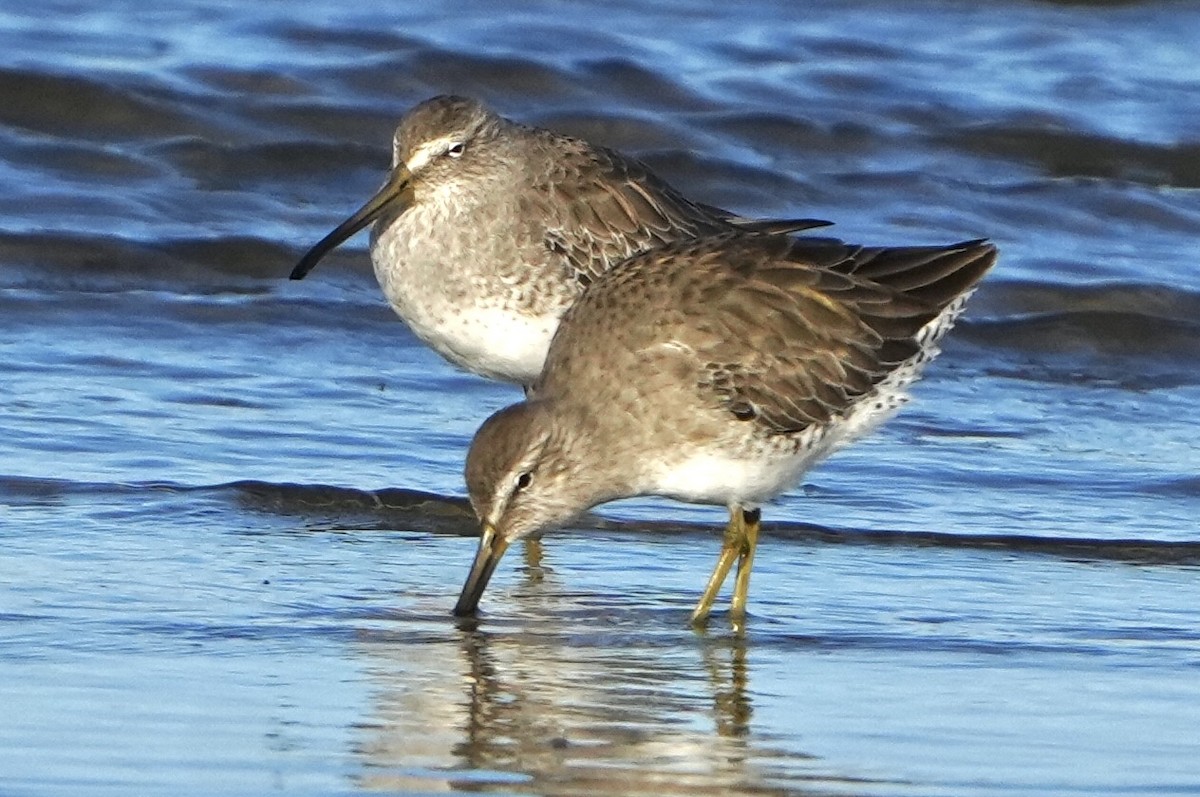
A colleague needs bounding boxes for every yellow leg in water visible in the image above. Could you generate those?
[729,508,761,629]
[691,507,760,625]
[522,537,544,569]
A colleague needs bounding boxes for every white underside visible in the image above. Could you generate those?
[649,445,820,508]
[391,298,556,384]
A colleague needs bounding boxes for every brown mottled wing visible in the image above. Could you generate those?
[544,234,995,434]
[692,235,997,433]
[534,137,826,284]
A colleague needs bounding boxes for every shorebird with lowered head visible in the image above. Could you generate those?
[454,232,997,625]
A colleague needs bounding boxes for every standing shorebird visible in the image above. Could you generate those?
[290,95,827,386]
[455,232,997,624]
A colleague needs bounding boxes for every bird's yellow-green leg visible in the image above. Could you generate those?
[730,508,762,622]
[691,507,751,625]
[521,537,545,584]
[522,537,544,570]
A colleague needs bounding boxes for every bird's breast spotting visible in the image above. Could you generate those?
[372,213,560,384]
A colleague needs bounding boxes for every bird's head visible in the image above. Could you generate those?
[290,95,505,280]
[454,400,615,617]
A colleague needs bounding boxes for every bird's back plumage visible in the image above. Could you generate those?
[536,233,996,436]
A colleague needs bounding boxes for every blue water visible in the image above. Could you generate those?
[2,1,1199,795]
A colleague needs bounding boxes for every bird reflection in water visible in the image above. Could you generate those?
[349,565,843,795]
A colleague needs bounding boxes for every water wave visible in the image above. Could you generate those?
[5,476,1197,564]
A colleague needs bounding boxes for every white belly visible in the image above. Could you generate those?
[396,299,557,384]
[648,447,819,508]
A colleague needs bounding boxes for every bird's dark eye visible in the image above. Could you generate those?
[515,472,532,492]
[446,142,465,158]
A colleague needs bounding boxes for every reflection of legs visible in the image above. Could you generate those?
[691,506,761,625]
[699,629,752,738]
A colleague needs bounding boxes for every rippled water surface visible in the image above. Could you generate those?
[3,1,1199,795]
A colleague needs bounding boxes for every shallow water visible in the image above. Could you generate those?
[2,0,1199,795]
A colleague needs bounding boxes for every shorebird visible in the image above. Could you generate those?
[290,95,828,386]
[454,232,997,624]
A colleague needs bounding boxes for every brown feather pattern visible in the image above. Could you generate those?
[537,233,997,436]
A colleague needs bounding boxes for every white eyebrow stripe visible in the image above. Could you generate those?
[404,135,460,172]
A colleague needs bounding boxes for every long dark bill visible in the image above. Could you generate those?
[453,524,510,617]
[289,165,414,280]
